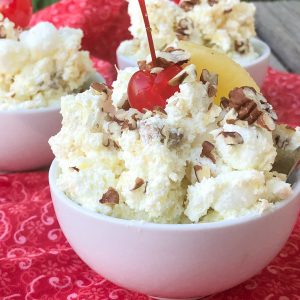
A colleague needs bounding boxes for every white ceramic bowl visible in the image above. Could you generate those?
[49,160,300,299]
[117,38,270,88]
[0,73,104,173]
[0,105,61,172]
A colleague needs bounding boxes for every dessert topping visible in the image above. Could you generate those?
[100,187,119,205]
[200,141,216,163]
[179,0,200,12]
[194,165,211,182]
[208,0,219,7]
[131,178,145,191]
[234,40,249,55]
[200,69,218,98]
[226,87,277,131]
[219,131,244,145]
[175,17,193,41]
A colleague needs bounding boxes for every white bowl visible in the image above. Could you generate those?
[0,106,61,172]
[49,160,300,299]
[0,73,104,172]
[117,38,270,88]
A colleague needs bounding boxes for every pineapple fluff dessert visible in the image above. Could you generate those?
[118,0,257,65]
[49,46,300,224]
[0,14,96,110]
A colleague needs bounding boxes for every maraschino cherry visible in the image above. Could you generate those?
[127,0,183,112]
[0,0,32,28]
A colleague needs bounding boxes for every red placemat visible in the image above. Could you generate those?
[1,0,300,299]
[0,68,299,300]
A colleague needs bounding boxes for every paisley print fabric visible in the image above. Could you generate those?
[1,0,300,298]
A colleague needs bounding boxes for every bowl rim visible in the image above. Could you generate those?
[49,159,300,231]
[116,37,271,69]
[0,72,104,115]
[241,37,271,68]
[0,103,61,115]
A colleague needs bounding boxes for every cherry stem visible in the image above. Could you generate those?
[138,0,157,66]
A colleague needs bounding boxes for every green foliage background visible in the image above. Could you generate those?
[33,0,57,11]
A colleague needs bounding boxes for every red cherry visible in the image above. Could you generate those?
[128,64,182,112]
[0,0,32,28]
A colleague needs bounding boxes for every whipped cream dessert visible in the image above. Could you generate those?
[0,14,96,110]
[118,0,257,64]
[50,48,299,224]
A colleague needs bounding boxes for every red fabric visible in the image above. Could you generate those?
[1,0,300,298]
[30,0,131,65]
[0,68,300,299]
[91,57,116,86]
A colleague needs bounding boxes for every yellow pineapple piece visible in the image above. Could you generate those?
[178,41,259,104]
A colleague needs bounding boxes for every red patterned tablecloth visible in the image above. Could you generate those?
[1,0,300,299]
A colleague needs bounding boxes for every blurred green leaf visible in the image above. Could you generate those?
[32,0,58,11]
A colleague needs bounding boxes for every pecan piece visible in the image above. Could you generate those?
[179,0,200,11]
[194,165,211,182]
[176,18,193,41]
[91,82,109,94]
[200,141,216,163]
[100,187,119,205]
[227,87,276,131]
[208,0,218,6]
[131,178,145,191]
[219,131,244,145]
[257,113,276,131]
[200,69,218,98]
[70,167,80,172]
[234,40,249,55]
[168,71,188,86]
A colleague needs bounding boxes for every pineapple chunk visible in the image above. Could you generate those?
[178,41,259,104]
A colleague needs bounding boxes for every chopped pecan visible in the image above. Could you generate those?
[226,119,237,125]
[153,106,167,116]
[274,135,289,149]
[200,141,216,163]
[131,178,145,191]
[234,40,249,55]
[168,131,184,148]
[121,119,137,131]
[179,0,200,11]
[138,60,152,71]
[155,48,190,67]
[122,100,131,111]
[144,181,148,194]
[219,131,244,145]
[91,82,109,94]
[100,187,119,205]
[220,97,230,109]
[156,57,174,69]
[208,0,218,6]
[113,141,120,150]
[176,17,193,41]
[227,87,276,131]
[257,113,276,131]
[164,46,180,53]
[194,165,211,182]
[224,8,232,14]
[168,71,188,86]
[200,69,218,98]
[70,167,80,172]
